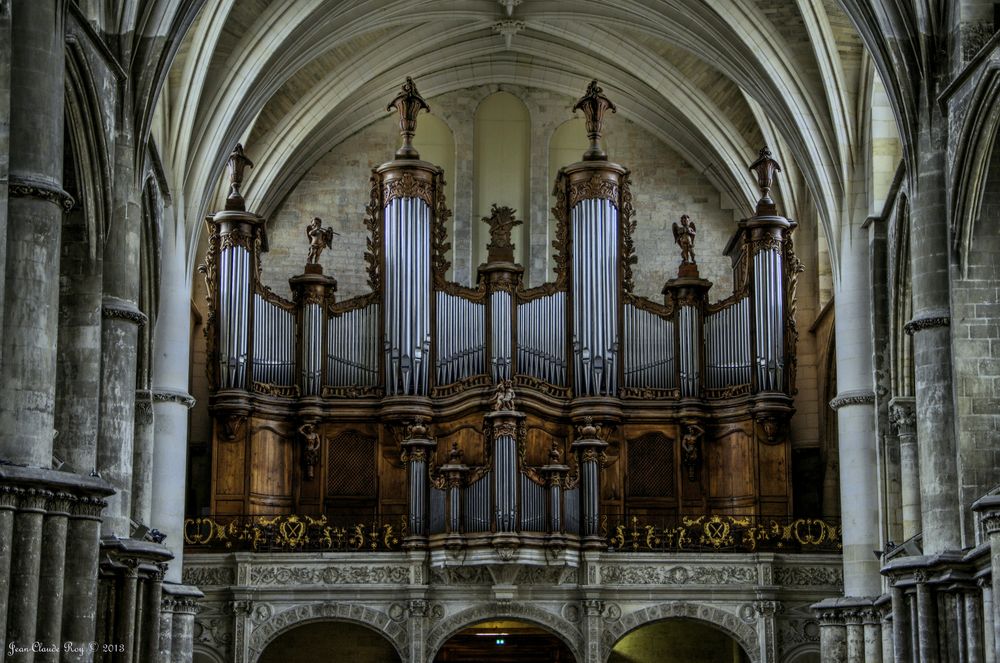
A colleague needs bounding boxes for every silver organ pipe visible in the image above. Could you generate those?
[623,304,675,390]
[753,246,784,392]
[678,304,701,397]
[383,196,431,395]
[218,243,251,389]
[301,302,324,396]
[326,301,380,387]
[571,198,619,397]
[516,292,567,386]
[489,290,512,381]
[519,475,546,531]
[704,296,751,389]
[252,293,296,386]
[494,433,517,533]
[563,487,579,534]
[462,472,491,533]
[429,487,446,534]
[435,292,485,385]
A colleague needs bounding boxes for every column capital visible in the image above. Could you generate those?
[972,494,1000,534]
[151,388,196,409]
[904,310,950,336]
[101,296,148,327]
[888,397,916,436]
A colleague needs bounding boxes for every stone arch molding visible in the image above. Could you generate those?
[248,603,407,663]
[600,602,760,663]
[426,602,584,662]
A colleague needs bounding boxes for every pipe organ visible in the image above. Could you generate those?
[201,79,805,556]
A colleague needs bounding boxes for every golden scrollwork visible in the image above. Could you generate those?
[431,169,453,286]
[604,514,843,553]
[620,173,638,293]
[183,514,403,552]
[252,382,300,398]
[382,171,435,207]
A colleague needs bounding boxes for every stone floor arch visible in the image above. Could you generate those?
[600,602,759,663]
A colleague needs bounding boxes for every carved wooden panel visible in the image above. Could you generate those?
[707,426,755,512]
[326,430,377,498]
[248,420,293,515]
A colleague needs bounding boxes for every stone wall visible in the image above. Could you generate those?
[259,85,742,303]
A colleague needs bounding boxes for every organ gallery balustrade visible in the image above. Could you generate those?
[198,79,813,558]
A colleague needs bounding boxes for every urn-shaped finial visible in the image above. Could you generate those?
[387,77,430,159]
[749,146,782,214]
[573,80,616,161]
[225,143,255,211]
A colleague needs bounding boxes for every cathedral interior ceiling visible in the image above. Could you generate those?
[152,0,876,276]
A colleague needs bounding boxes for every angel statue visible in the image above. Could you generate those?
[491,379,516,411]
[672,214,697,264]
[306,217,339,264]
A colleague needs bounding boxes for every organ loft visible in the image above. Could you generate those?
[190,79,820,547]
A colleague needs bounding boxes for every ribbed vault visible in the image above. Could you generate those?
[151,0,891,279]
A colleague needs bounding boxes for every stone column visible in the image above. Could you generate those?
[845,610,865,662]
[158,600,174,662]
[0,0,70,467]
[889,397,920,540]
[141,566,165,663]
[151,205,195,583]
[907,99,959,553]
[980,579,995,663]
[0,487,16,654]
[966,588,985,663]
[862,607,884,663]
[915,571,940,663]
[831,209,881,598]
[891,584,912,663]
[131,390,155,526]
[755,600,780,663]
[61,496,106,663]
[407,599,427,663]
[229,598,253,663]
[973,497,1000,663]
[582,599,604,663]
[117,561,139,663]
[35,493,71,663]
[7,489,49,661]
[818,608,847,663]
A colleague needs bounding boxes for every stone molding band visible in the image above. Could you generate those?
[102,296,149,327]
[904,312,951,336]
[152,389,196,409]
[829,389,876,411]
[8,175,75,211]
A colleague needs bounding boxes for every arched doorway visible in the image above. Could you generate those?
[609,618,751,663]
[257,620,401,663]
[434,619,576,662]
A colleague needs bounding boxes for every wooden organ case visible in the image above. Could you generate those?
[197,79,807,555]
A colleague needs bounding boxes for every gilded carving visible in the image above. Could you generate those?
[620,173,638,293]
[382,171,435,207]
[432,169,453,284]
[568,173,619,208]
[363,170,382,291]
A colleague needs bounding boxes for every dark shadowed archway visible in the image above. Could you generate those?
[434,619,576,662]
[608,618,751,663]
[257,620,402,663]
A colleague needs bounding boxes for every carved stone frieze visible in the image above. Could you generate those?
[248,565,409,586]
[904,313,950,336]
[102,297,148,327]
[249,603,405,655]
[601,564,756,585]
[772,565,843,587]
[828,389,876,411]
[182,565,236,587]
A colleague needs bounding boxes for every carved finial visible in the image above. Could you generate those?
[492,20,525,49]
[498,0,522,15]
[226,143,254,211]
[672,215,697,265]
[305,217,339,265]
[482,204,523,263]
[749,146,782,214]
[405,416,429,440]
[491,379,516,411]
[573,80,616,161]
[577,416,599,439]
[448,440,464,464]
[548,440,562,464]
[387,77,430,159]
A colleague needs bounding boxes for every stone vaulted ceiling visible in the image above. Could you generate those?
[151,0,877,279]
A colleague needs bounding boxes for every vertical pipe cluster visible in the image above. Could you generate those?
[429,488,446,534]
[300,302,324,396]
[753,246,785,391]
[518,475,546,531]
[461,472,491,533]
[489,291,512,381]
[494,434,517,533]
[678,304,701,397]
[326,302,380,387]
[623,304,676,389]
[251,295,295,386]
[704,296,751,389]
[564,487,580,534]
[383,197,431,395]
[571,198,619,396]
[217,244,251,389]
[516,292,567,385]
[434,292,485,384]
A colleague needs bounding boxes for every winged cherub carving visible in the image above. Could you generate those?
[306,217,339,264]
[672,214,697,264]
